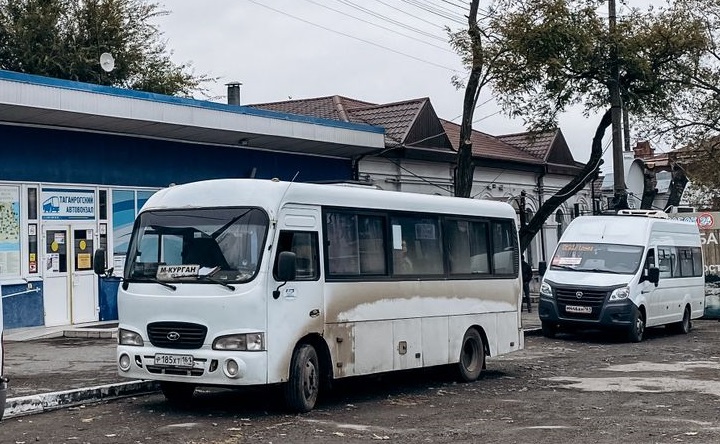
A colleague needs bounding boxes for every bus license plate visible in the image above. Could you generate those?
[565,305,592,314]
[154,353,193,368]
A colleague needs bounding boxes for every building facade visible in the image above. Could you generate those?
[0,70,384,329]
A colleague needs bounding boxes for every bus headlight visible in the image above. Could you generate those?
[609,286,630,301]
[213,333,265,351]
[540,281,553,298]
[118,328,144,346]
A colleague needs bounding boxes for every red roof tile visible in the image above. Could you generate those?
[497,130,558,160]
[440,120,543,164]
[251,95,545,164]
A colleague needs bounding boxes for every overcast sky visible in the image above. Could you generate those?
[154,0,658,171]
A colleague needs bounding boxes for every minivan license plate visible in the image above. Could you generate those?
[154,353,193,368]
[565,305,592,314]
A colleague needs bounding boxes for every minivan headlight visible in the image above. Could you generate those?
[540,281,553,297]
[609,286,630,301]
[118,328,144,346]
[213,333,265,351]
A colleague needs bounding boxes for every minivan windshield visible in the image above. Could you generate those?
[550,242,644,275]
[125,207,269,284]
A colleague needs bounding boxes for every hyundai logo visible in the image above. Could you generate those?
[576,291,584,299]
[167,331,181,341]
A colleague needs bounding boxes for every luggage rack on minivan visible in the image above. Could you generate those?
[616,209,669,219]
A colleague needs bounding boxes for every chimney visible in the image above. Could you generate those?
[633,141,654,159]
[226,82,242,105]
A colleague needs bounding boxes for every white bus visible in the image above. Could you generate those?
[94,178,524,412]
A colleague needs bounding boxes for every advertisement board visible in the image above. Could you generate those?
[668,212,720,318]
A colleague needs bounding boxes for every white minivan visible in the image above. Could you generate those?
[538,210,705,342]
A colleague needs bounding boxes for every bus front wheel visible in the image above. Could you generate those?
[457,328,485,382]
[284,344,320,413]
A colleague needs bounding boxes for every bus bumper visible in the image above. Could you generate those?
[117,346,268,386]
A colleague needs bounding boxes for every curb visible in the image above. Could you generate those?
[3,380,160,419]
[523,327,543,336]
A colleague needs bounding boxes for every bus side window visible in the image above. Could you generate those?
[274,231,319,281]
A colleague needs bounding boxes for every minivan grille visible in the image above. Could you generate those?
[147,322,207,349]
[554,287,609,320]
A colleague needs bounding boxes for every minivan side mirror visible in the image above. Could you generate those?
[643,267,660,286]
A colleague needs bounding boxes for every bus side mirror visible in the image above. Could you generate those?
[277,251,297,282]
[273,251,297,299]
[93,249,107,276]
[538,261,547,277]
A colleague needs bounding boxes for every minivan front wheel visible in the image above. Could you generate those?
[627,306,645,343]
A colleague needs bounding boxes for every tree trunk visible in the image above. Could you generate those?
[519,109,612,251]
[454,0,481,198]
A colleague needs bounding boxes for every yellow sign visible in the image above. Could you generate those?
[77,253,92,270]
[29,253,36,261]
[79,240,87,250]
[51,241,59,252]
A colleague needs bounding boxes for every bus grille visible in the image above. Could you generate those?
[555,287,609,320]
[147,322,207,349]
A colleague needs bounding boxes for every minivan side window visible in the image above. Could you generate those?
[657,246,703,278]
[658,247,673,278]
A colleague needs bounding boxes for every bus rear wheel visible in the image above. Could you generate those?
[284,344,320,413]
[457,328,485,382]
[160,381,195,404]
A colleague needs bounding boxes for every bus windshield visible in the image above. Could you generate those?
[550,242,644,275]
[125,207,269,283]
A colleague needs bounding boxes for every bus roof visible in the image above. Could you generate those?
[142,178,517,220]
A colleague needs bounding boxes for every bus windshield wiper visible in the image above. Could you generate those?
[126,277,177,291]
[197,274,236,291]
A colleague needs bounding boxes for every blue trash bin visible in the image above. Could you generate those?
[98,276,122,321]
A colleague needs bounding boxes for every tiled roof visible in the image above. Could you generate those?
[440,120,543,164]
[250,95,375,122]
[349,99,428,145]
[497,130,558,160]
[251,95,545,164]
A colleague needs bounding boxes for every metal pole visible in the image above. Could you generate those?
[609,0,628,209]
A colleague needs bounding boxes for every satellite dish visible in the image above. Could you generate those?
[99,52,115,72]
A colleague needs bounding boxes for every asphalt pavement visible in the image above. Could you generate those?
[1,305,542,420]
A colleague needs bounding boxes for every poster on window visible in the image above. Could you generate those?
[0,186,20,277]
